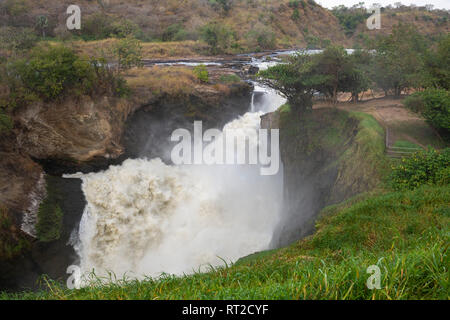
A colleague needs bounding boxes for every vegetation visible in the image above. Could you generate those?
[111,37,143,73]
[404,89,450,141]
[200,22,236,54]
[193,64,209,83]
[36,177,64,243]
[370,24,427,96]
[389,148,450,190]
[259,46,371,110]
[0,206,30,261]
[331,4,370,37]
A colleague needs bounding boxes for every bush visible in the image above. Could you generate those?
[9,45,96,100]
[389,148,450,190]
[219,74,240,83]
[404,89,450,140]
[193,64,209,82]
[200,22,235,54]
[1,45,129,110]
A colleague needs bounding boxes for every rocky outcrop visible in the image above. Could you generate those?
[13,95,135,173]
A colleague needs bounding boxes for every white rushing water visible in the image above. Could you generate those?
[66,61,287,281]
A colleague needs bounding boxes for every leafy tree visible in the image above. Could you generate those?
[35,15,49,38]
[370,24,427,96]
[312,46,349,103]
[259,53,319,114]
[421,34,450,90]
[404,89,450,141]
[112,37,143,73]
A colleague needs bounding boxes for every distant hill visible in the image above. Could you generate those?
[0,0,448,51]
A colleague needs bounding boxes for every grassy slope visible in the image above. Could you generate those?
[2,108,448,300]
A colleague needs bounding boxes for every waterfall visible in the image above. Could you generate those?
[66,59,287,282]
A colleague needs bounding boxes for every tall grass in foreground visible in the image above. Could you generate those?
[2,185,448,300]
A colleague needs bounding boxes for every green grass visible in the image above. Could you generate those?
[2,185,448,300]
[393,140,422,149]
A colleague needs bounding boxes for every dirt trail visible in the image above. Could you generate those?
[314,97,444,149]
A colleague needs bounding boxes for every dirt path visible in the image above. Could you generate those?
[314,97,444,149]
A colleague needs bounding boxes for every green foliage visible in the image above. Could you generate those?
[291,8,300,21]
[371,24,427,96]
[421,34,450,90]
[0,206,30,261]
[113,37,143,72]
[404,89,450,140]
[0,44,129,111]
[0,27,38,53]
[36,176,63,243]
[35,15,49,38]
[1,0,29,17]
[0,109,13,134]
[78,14,141,40]
[259,52,317,113]
[389,148,450,190]
[331,4,370,37]
[162,24,188,42]
[208,0,232,14]
[219,74,240,83]
[200,22,235,55]
[8,45,96,101]
[193,64,209,82]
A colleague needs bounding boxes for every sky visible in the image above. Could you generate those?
[316,0,450,10]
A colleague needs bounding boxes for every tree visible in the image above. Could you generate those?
[258,53,319,114]
[370,24,426,96]
[422,34,450,90]
[112,37,143,73]
[311,46,349,103]
[35,15,49,38]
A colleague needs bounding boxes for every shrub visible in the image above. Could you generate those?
[200,22,235,54]
[219,74,240,83]
[9,45,96,100]
[0,27,38,53]
[389,148,450,190]
[404,89,450,140]
[0,109,13,134]
[193,64,209,82]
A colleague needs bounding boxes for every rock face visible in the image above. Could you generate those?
[13,96,135,172]
[0,152,43,220]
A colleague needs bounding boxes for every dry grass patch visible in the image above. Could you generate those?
[124,66,198,97]
[68,39,207,59]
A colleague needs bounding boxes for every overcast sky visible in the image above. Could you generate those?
[316,0,450,10]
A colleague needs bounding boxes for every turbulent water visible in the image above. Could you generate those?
[66,65,286,281]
